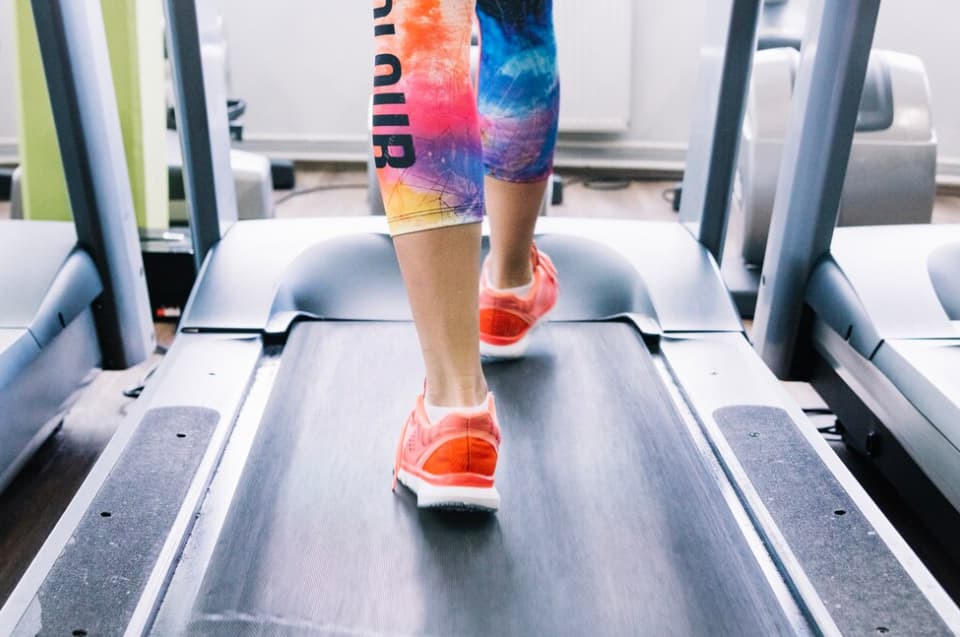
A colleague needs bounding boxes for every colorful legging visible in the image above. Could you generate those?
[372,0,560,236]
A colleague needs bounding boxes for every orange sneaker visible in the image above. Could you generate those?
[479,244,559,359]
[393,392,501,511]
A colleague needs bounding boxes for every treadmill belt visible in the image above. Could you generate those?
[179,322,800,636]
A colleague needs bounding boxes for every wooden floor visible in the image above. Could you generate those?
[266,165,960,222]
[1,166,959,609]
[4,166,960,224]
[267,167,684,221]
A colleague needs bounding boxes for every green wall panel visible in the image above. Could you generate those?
[14,0,169,230]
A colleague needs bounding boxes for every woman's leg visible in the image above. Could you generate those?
[373,0,487,408]
[393,226,486,407]
[484,177,548,288]
[476,0,559,288]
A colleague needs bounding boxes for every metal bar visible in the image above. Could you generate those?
[752,0,881,377]
[30,0,154,369]
[678,0,762,263]
[163,0,238,271]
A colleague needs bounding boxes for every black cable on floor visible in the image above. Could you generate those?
[274,183,368,206]
[122,365,158,399]
[583,176,631,190]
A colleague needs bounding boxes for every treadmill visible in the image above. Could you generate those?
[0,0,155,492]
[0,221,101,492]
[753,1,960,565]
[3,0,958,635]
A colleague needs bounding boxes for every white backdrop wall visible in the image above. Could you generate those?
[223,0,960,178]
[218,0,371,161]
[0,0,958,179]
[0,0,19,163]
[219,0,704,170]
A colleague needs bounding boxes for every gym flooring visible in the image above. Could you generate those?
[1,165,958,607]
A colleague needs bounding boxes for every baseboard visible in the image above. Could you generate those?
[234,135,368,162]
[234,135,960,187]
[553,139,687,175]
[5,132,960,189]
[235,134,690,175]
[937,156,960,195]
[0,139,18,165]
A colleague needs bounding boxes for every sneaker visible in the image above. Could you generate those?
[479,244,559,359]
[393,392,501,511]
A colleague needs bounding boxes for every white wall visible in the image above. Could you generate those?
[221,0,372,160]
[0,0,19,163]
[221,0,707,170]
[554,0,705,170]
[0,0,957,180]
[221,0,960,178]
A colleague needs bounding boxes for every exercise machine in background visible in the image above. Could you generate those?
[7,0,294,322]
[162,5,295,224]
[0,0,155,493]
[725,0,937,316]
[751,1,960,569]
[638,0,936,323]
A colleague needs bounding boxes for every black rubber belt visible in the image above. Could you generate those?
[169,321,799,637]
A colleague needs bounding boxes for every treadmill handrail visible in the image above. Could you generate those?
[678,0,763,263]
[30,0,154,369]
[752,0,881,377]
[164,0,239,270]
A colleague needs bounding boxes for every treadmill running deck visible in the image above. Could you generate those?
[158,321,798,636]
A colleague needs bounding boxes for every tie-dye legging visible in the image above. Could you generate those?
[372,0,559,236]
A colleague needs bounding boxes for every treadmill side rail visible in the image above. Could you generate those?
[0,333,263,636]
[876,340,960,461]
[817,330,960,512]
[14,407,220,637]
[661,332,960,635]
[811,321,960,563]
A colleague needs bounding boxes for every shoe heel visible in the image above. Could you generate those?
[480,332,532,359]
[423,436,498,476]
[479,309,551,360]
[417,481,500,511]
[396,469,500,511]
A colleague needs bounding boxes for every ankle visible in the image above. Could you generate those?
[425,377,488,408]
[487,258,533,290]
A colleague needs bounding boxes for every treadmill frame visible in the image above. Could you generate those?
[0,0,156,490]
[750,0,960,562]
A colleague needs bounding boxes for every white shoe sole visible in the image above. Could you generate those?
[479,310,552,360]
[396,469,500,512]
